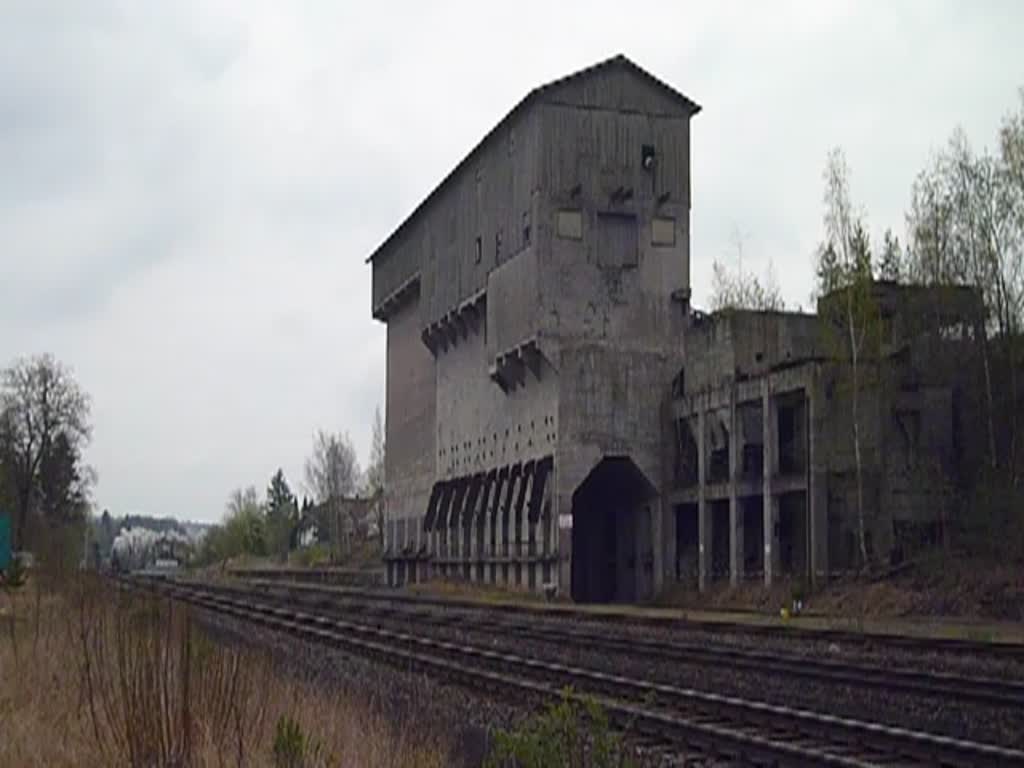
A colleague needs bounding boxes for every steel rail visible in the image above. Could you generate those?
[128,576,1024,768]
[234,578,1024,708]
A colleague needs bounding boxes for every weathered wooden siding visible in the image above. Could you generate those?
[541,63,697,117]
[373,109,541,326]
[384,296,435,544]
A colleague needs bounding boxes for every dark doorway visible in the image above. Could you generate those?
[675,504,698,586]
[779,492,808,578]
[570,457,656,603]
[710,500,729,581]
[743,497,764,578]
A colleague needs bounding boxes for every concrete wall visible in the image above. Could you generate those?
[435,321,558,480]
[373,110,541,326]
[384,297,435,554]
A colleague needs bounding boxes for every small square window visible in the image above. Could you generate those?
[475,236,482,264]
[652,217,676,246]
[557,210,583,240]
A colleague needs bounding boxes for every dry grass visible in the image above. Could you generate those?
[406,577,554,605]
[0,576,449,767]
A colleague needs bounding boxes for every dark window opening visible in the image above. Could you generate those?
[641,144,656,170]
[522,211,531,247]
[495,229,503,262]
[474,236,482,264]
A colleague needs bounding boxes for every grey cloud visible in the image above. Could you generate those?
[1,1,1021,521]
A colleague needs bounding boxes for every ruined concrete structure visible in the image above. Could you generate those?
[673,282,984,590]
[370,55,982,601]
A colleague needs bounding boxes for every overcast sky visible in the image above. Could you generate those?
[2,1,1022,523]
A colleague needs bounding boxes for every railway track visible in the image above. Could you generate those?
[129,576,1024,767]
[231,568,1024,662]
[233,577,1024,709]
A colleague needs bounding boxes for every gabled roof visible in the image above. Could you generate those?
[366,54,701,264]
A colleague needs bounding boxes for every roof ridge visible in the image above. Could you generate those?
[366,54,699,265]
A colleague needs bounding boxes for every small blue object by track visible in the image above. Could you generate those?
[0,511,10,570]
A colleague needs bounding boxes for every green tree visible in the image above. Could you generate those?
[816,149,882,568]
[878,228,904,282]
[266,469,298,561]
[37,431,91,524]
[0,355,91,551]
[209,486,267,561]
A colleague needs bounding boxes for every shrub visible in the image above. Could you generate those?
[273,715,326,768]
[292,544,331,568]
[486,688,635,768]
[3,556,27,588]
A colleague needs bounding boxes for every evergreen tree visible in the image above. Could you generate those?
[878,228,904,282]
[266,469,298,561]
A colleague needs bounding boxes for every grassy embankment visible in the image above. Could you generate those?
[0,573,449,768]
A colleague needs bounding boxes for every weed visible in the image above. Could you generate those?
[486,688,636,768]
[273,715,326,768]
[3,556,27,588]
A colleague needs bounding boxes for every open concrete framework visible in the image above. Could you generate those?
[672,365,827,591]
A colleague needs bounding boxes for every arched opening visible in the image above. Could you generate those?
[570,456,657,603]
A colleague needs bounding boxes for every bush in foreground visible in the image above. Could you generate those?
[487,689,637,768]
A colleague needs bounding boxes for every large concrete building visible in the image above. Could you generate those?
[369,55,980,601]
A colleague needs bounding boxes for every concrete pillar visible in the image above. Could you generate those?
[697,408,711,592]
[635,505,651,600]
[519,473,532,589]
[807,375,828,587]
[483,497,493,583]
[467,498,477,582]
[652,496,671,594]
[762,379,778,586]
[558,492,572,596]
[729,388,744,586]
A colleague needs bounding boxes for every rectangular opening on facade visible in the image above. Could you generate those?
[777,394,807,476]
[778,491,808,578]
[675,504,698,586]
[597,212,638,268]
[652,217,676,246]
[743,497,764,578]
[739,403,764,480]
[710,500,730,581]
[673,419,698,489]
[557,209,583,240]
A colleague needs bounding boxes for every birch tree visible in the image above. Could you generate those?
[816,148,881,568]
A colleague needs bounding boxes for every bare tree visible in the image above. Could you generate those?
[709,230,785,312]
[303,430,360,560]
[906,127,1024,471]
[364,406,386,548]
[226,486,262,519]
[0,355,91,550]
[816,149,880,568]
